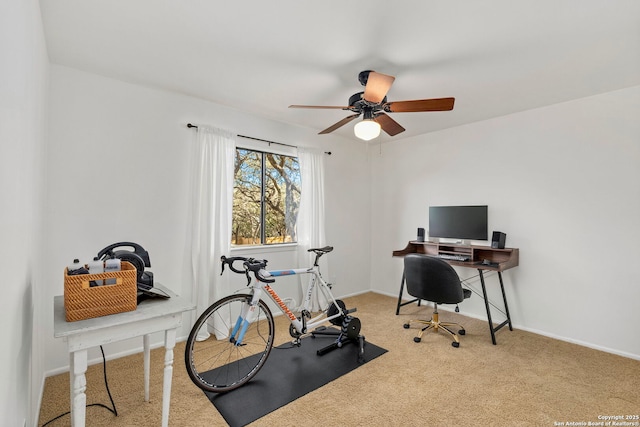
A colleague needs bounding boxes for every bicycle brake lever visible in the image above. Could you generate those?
[220,256,226,275]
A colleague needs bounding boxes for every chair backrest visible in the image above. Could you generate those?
[404,254,465,304]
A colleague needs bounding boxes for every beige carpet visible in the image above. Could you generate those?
[39,292,640,426]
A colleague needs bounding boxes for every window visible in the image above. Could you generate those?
[232,148,301,246]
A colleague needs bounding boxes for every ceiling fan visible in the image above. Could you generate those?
[289,70,455,141]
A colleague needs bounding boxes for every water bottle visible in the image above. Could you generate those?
[104,258,121,285]
[88,257,104,286]
[68,259,88,276]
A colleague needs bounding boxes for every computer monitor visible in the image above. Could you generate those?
[428,205,488,241]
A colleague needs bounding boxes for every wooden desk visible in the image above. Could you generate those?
[393,241,519,345]
[53,284,196,427]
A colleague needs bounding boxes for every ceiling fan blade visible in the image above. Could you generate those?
[374,113,405,136]
[363,71,395,104]
[318,113,360,134]
[289,104,350,109]
[385,97,455,113]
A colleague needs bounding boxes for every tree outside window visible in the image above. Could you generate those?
[232,148,301,245]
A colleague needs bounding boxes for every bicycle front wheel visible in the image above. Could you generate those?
[185,294,275,393]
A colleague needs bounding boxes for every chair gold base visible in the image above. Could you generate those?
[403,309,466,348]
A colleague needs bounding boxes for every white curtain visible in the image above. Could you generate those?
[296,147,327,311]
[187,125,236,339]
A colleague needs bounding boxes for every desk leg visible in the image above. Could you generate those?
[69,349,88,427]
[395,271,420,315]
[162,328,176,427]
[395,271,406,315]
[143,334,150,402]
[498,272,513,331]
[478,269,514,345]
[478,270,497,345]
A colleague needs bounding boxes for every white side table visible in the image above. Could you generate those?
[53,284,196,427]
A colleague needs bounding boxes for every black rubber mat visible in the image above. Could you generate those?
[204,332,388,427]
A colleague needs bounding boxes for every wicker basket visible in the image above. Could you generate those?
[64,261,137,322]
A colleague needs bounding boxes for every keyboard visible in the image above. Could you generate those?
[435,254,470,262]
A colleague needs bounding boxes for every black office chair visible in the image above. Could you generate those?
[402,254,471,348]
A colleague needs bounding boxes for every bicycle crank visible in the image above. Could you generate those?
[289,322,303,344]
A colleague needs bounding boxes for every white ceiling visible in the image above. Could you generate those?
[40,1,640,142]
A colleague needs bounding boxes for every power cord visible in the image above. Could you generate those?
[41,345,117,426]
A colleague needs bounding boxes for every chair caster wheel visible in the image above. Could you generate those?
[403,324,410,329]
[459,329,466,335]
[452,342,460,348]
[413,337,421,343]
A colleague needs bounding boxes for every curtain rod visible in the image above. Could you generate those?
[187,123,331,155]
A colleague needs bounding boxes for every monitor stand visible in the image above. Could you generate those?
[439,239,470,246]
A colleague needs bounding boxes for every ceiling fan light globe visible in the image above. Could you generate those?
[354,120,381,141]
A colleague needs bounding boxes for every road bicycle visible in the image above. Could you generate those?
[184,246,365,393]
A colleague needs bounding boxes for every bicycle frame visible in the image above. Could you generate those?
[231,265,343,346]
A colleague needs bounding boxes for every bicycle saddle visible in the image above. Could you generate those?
[308,246,334,254]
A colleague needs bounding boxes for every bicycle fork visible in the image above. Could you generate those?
[229,291,263,346]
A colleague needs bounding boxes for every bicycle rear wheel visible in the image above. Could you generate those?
[185,294,275,393]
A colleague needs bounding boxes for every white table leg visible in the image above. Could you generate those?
[143,334,150,402]
[161,328,176,427]
[70,349,88,427]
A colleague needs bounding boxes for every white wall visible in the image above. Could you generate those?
[41,65,372,374]
[370,86,640,359]
[0,0,49,425]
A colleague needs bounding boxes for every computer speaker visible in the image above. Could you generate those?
[417,228,425,242]
[491,231,506,249]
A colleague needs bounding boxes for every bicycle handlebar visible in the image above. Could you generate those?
[220,255,275,284]
[220,246,334,284]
